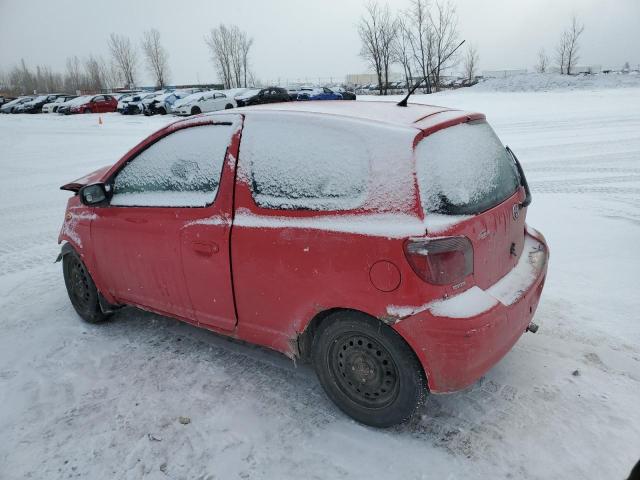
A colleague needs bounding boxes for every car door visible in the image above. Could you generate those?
[103,95,115,112]
[90,116,242,330]
[92,95,104,112]
[201,92,215,112]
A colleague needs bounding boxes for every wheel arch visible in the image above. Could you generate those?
[296,307,430,390]
[57,241,121,313]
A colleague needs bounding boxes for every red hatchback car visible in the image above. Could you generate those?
[58,102,548,427]
[69,94,118,114]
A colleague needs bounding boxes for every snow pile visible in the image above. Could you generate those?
[473,72,640,92]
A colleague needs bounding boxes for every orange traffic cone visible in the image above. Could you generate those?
[98,116,103,125]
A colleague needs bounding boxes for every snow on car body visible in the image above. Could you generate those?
[42,95,77,113]
[172,91,237,116]
[57,101,548,427]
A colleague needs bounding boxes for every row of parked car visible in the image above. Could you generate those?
[0,85,357,117]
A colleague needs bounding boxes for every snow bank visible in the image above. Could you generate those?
[473,72,640,92]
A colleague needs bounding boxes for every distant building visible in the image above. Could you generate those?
[345,72,403,86]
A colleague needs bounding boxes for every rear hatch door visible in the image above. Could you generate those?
[415,120,526,288]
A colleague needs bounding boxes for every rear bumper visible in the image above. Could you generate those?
[393,227,548,393]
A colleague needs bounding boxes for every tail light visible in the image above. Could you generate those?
[403,236,474,285]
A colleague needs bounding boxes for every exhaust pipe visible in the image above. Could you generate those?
[526,322,539,334]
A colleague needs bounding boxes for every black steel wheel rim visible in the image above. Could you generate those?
[69,259,91,309]
[328,332,400,408]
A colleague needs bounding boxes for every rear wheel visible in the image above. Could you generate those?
[312,311,426,427]
[225,103,233,109]
[158,107,166,115]
[62,250,109,323]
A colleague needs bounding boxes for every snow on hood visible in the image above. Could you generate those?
[236,89,261,100]
[173,91,207,108]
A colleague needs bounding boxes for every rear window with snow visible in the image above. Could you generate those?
[416,121,519,215]
[241,114,370,210]
[111,124,233,207]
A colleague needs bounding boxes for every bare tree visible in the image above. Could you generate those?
[102,61,123,91]
[205,24,253,88]
[564,15,585,75]
[462,42,478,84]
[108,33,137,88]
[141,29,170,88]
[358,2,397,95]
[65,56,83,93]
[84,55,104,91]
[392,16,414,89]
[405,0,434,93]
[429,0,460,91]
[555,32,569,74]
[535,48,549,73]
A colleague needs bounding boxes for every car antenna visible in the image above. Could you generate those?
[397,39,466,107]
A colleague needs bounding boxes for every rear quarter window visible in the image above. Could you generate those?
[240,114,370,210]
[416,121,519,215]
[238,112,418,213]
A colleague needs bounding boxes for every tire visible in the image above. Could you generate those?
[84,108,91,114]
[62,250,109,323]
[225,103,233,109]
[191,106,201,115]
[158,107,166,115]
[312,311,426,427]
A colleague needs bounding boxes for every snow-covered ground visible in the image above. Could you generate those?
[473,71,640,92]
[1,84,639,479]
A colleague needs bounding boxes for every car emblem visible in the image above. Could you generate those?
[512,204,520,220]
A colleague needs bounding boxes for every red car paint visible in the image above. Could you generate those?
[59,102,548,393]
[70,94,118,114]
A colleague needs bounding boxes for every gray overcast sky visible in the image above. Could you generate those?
[0,0,638,85]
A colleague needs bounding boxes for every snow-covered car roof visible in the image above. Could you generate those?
[230,100,465,128]
[3,97,32,107]
[66,95,93,105]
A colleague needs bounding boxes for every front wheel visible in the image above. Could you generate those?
[191,106,201,115]
[225,103,233,109]
[62,250,110,323]
[312,311,426,427]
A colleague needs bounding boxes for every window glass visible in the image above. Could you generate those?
[111,124,234,207]
[415,121,520,215]
[241,114,369,210]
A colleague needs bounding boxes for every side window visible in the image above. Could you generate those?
[94,96,103,102]
[241,114,370,211]
[110,124,235,207]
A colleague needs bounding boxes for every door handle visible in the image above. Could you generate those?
[192,241,219,256]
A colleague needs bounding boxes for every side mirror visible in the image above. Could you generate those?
[79,183,108,206]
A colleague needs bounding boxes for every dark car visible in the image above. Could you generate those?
[334,87,356,100]
[237,87,290,107]
[297,87,343,101]
[20,94,65,113]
